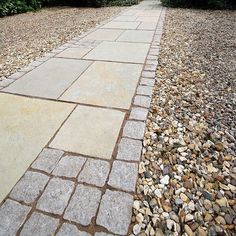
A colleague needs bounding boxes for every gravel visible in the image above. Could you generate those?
[132,8,236,236]
[0,6,124,81]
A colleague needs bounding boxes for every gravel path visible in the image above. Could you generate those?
[0,6,123,81]
[132,8,236,236]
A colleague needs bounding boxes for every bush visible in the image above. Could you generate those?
[160,0,235,9]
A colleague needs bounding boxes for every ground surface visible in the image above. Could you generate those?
[0,6,123,80]
[132,8,236,236]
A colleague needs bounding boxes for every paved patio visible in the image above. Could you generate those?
[0,1,165,235]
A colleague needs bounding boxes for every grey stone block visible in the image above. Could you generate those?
[141,71,155,78]
[0,79,14,87]
[108,161,138,192]
[123,121,146,140]
[53,155,86,178]
[137,85,153,96]
[32,148,64,173]
[78,159,110,187]
[133,95,151,108]
[20,212,59,236]
[0,199,31,236]
[143,64,156,71]
[96,190,133,235]
[37,178,74,215]
[95,233,114,236]
[117,138,142,161]
[57,223,91,236]
[64,184,101,226]
[10,171,49,204]
[130,107,149,121]
[8,71,26,80]
[140,78,155,87]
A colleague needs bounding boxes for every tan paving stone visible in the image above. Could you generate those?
[61,61,142,109]
[55,47,91,59]
[113,16,138,21]
[50,106,125,159]
[4,58,91,99]
[138,21,157,30]
[136,16,159,22]
[84,41,150,64]
[82,29,123,41]
[117,30,154,43]
[102,21,140,29]
[0,93,75,202]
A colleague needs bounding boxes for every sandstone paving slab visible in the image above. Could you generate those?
[78,159,110,187]
[4,58,91,99]
[133,95,151,108]
[82,29,123,41]
[123,120,146,140]
[113,16,138,22]
[64,184,102,226]
[32,148,64,173]
[101,21,140,30]
[108,160,138,192]
[117,30,154,43]
[57,223,91,236]
[137,85,153,96]
[117,138,142,161]
[130,107,149,121]
[137,22,157,30]
[60,61,143,109]
[0,93,75,203]
[96,190,133,235]
[136,16,159,22]
[84,41,150,64]
[37,178,75,215]
[20,212,59,236]
[10,171,49,204]
[50,106,125,160]
[0,199,31,236]
[52,155,86,178]
[55,47,91,59]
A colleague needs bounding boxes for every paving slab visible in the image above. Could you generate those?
[84,41,150,63]
[117,30,154,43]
[113,16,138,22]
[0,93,74,202]
[57,223,91,236]
[101,21,140,29]
[60,61,142,109]
[138,21,157,30]
[4,58,91,99]
[82,29,123,41]
[55,47,91,59]
[136,16,159,22]
[50,106,125,159]
[133,95,151,108]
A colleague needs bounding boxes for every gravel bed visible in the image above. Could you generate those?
[132,8,236,236]
[0,6,124,81]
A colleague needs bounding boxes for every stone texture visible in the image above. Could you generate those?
[78,159,110,187]
[61,61,142,109]
[4,58,91,99]
[37,178,74,215]
[56,47,91,59]
[50,106,125,160]
[0,78,14,87]
[53,155,86,178]
[64,184,101,226]
[20,212,59,236]
[133,95,151,108]
[10,171,49,204]
[123,121,146,139]
[142,71,156,78]
[113,16,138,22]
[0,199,31,236]
[117,138,142,161]
[102,21,140,29]
[8,71,26,80]
[57,223,91,236]
[84,41,150,64]
[96,190,133,235]
[136,16,159,22]
[137,85,153,96]
[108,160,138,191]
[32,148,64,173]
[130,107,149,121]
[138,22,157,30]
[83,29,123,41]
[140,77,155,86]
[95,233,114,236]
[0,93,74,202]
[117,30,154,43]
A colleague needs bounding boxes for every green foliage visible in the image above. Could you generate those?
[160,0,235,9]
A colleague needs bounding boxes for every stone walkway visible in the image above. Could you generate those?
[0,1,165,235]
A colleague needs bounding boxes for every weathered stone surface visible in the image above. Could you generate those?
[130,107,149,121]
[10,171,49,204]
[123,121,146,139]
[117,138,142,161]
[0,199,31,236]
[137,85,153,96]
[64,184,101,226]
[57,223,91,236]
[117,30,154,43]
[133,95,151,108]
[32,148,64,173]
[56,47,91,59]
[0,78,14,87]
[78,159,110,187]
[138,22,157,30]
[140,78,155,86]
[37,178,74,215]
[53,155,86,178]
[108,161,138,191]
[96,190,133,235]
[20,212,59,236]
[83,29,123,41]
[102,21,140,29]
[95,233,114,236]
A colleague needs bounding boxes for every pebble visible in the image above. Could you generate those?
[160,175,170,185]
[184,224,194,236]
